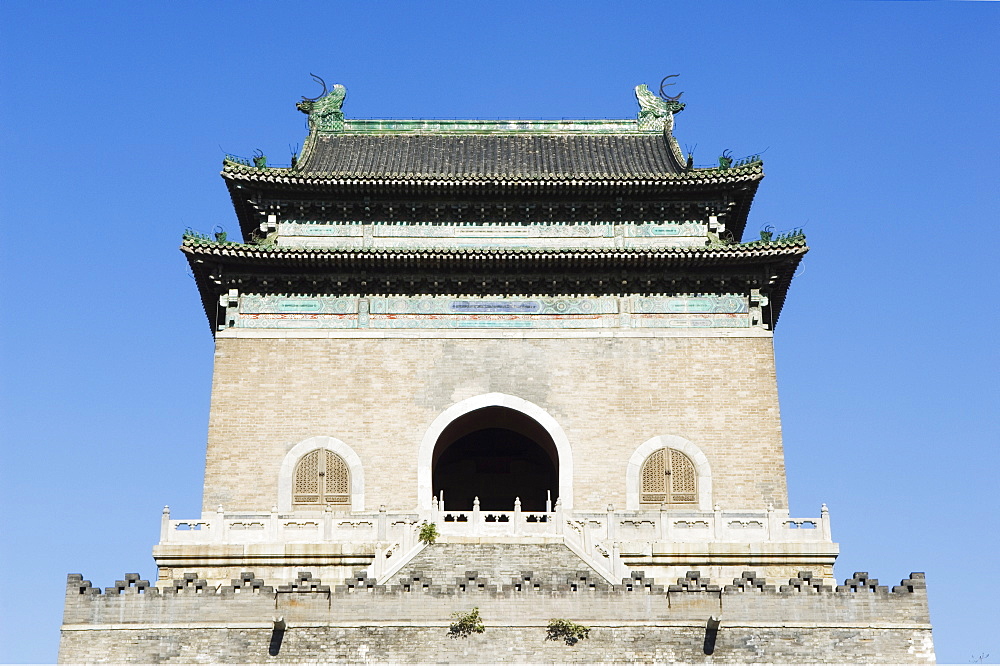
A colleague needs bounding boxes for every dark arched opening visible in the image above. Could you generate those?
[432,406,558,512]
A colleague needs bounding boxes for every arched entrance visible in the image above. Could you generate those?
[432,406,558,512]
[417,393,574,511]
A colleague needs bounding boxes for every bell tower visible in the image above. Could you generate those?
[60,80,934,664]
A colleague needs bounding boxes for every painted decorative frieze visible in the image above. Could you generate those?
[278,222,706,238]
[228,295,754,330]
[368,297,619,315]
[632,314,751,328]
[634,295,748,314]
[235,295,360,329]
[274,222,709,250]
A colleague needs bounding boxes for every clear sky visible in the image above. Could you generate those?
[1,1,997,662]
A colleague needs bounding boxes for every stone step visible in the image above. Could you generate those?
[384,542,608,588]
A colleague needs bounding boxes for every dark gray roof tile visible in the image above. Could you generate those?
[297,134,684,181]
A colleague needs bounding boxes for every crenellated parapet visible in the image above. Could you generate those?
[66,569,928,601]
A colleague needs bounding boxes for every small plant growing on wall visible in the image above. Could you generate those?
[448,607,485,638]
[418,522,438,544]
[546,618,590,645]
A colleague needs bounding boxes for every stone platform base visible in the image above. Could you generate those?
[60,624,934,664]
[60,569,934,663]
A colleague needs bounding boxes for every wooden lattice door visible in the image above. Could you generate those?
[640,448,697,505]
[293,449,350,506]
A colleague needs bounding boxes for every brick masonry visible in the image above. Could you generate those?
[59,571,934,663]
[385,542,606,587]
[202,335,788,514]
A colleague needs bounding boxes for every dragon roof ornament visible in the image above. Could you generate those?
[294,75,685,137]
[297,75,347,133]
[635,78,685,132]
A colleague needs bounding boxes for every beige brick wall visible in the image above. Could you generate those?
[202,335,788,514]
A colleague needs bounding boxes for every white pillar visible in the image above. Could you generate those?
[821,503,832,541]
[659,504,668,542]
[160,505,171,543]
[216,505,226,543]
[378,505,387,541]
[269,506,279,542]
[322,505,332,541]
[373,542,384,580]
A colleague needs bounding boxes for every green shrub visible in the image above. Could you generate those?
[546,618,590,645]
[418,522,438,544]
[448,607,485,638]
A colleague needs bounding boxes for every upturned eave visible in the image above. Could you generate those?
[182,238,805,333]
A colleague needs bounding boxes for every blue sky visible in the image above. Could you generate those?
[1,1,997,662]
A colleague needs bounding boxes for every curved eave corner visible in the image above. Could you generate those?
[181,236,806,333]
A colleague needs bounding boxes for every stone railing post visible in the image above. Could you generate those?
[553,497,562,536]
[216,505,226,543]
[546,490,552,514]
[821,503,832,541]
[514,497,522,536]
[160,505,170,543]
[612,542,626,581]
[659,504,669,542]
[713,504,725,540]
[269,506,279,542]
[373,542,384,580]
[606,504,616,540]
[472,497,481,533]
[378,505,387,541]
[766,504,778,541]
[322,505,332,541]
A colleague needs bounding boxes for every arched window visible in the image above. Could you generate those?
[640,448,698,505]
[293,449,350,506]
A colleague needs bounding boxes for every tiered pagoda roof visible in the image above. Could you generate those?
[189,82,805,333]
[221,88,765,240]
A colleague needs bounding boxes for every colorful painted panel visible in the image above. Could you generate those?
[369,315,615,329]
[634,296,748,314]
[235,296,360,329]
[628,223,706,237]
[236,314,359,329]
[369,297,618,315]
[376,224,606,238]
[239,295,360,314]
[276,222,707,239]
[227,295,755,330]
[633,314,751,328]
[278,223,364,237]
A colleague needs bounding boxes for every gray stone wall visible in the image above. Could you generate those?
[60,572,934,664]
[59,625,935,664]
[202,334,787,514]
[385,543,605,587]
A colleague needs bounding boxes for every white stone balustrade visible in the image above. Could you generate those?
[158,503,832,547]
[158,505,420,547]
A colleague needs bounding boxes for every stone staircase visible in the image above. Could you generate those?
[384,541,608,588]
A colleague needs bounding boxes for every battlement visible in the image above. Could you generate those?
[61,569,933,663]
[65,568,929,612]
